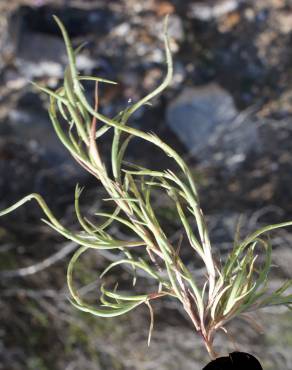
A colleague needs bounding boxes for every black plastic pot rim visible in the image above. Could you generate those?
[202,351,263,370]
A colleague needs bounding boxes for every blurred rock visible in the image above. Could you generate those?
[273,247,292,278]
[165,14,184,42]
[207,113,260,169]
[6,92,84,177]
[172,61,187,87]
[189,0,240,21]
[13,5,116,38]
[166,84,237,150]
[6,4,117,79]
[15,32,100,79]
[143,67,163,90]
[275,10,292,34]
[15,32,65,78]
[154,1,175,16]
[0,4,15,69]
[218,11,241,32]
[166,84,236,149]
[166,84,259,169]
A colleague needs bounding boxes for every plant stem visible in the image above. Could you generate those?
[205,338,217,360]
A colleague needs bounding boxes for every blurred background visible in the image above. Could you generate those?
[1,0,292,369]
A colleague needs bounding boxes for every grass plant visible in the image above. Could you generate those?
[1,16,292,359]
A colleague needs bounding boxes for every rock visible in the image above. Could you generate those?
[208,111,260,169]
[0,5,14,69]
[7,4,116,79]
[15,32,66,79]
[166,84,236,151]
[6,92,85,181]
[275,10,292,34]
[154,1,175,16]
[14,30,100,79]
[166,84,259,169]
[189,0,240,21]
[13,5,115,38]
[165,14,184,42]
[273,247,292,278]
[8,92,67,161]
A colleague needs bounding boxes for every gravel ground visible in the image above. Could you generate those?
[1,1,292,369]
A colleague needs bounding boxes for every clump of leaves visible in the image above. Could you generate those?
[1,16,292,359]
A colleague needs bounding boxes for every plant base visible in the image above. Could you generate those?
[202,351,263,370]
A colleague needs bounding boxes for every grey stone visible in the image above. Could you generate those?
[7,92,85,180]
[15,32,66,78]
[166,84,237,151]
[165,15,184,42]
[166,84,259,169]
[273,247,292,278]
[189,0,240,21]
[15,32,98,78]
